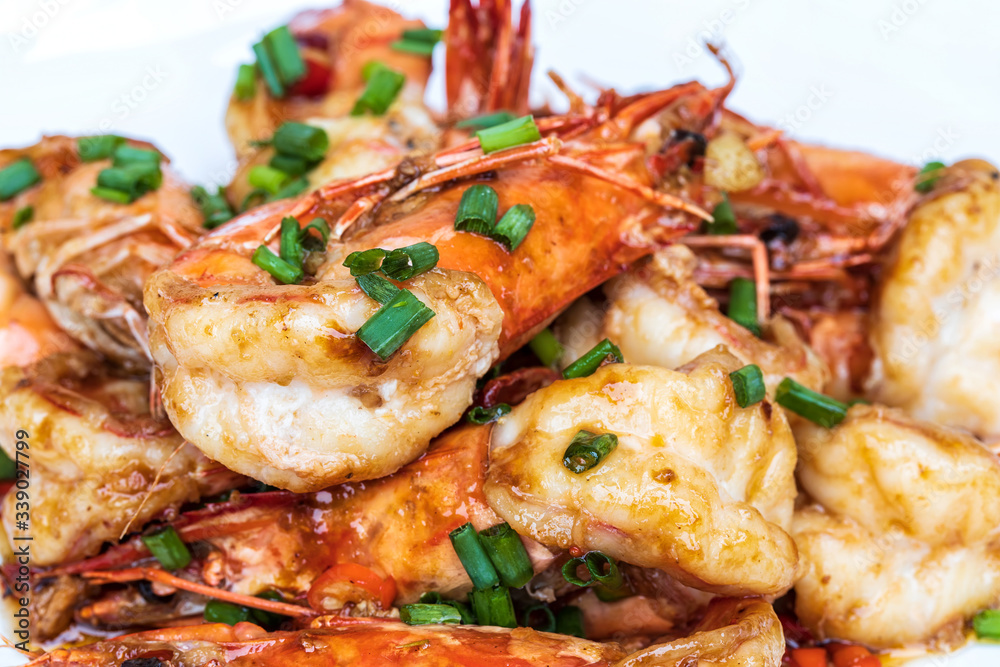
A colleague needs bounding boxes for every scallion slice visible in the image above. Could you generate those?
[455,111,516,130]
[561,551,621,588]
[563,430,618,474]
[400,603,462,626]
[112,144,161,168]
[94,162,162,203]
[0,159,41,201]
[140,526,191,570]
[729,364,765,408]
[0,450,16,480]
[12,206,33,230]
[915,160,946,194]
[492,204,535,251]
[248,165,289,195]
[190,185,234,229]
[728,277,760,337]
[418,593,475,624]
[351,66,406,116]
[381,242,439,281]
[479,522,534,588]
[468,585,516,628]
[402,28,444,43]
[454,184,499,235]
[204,600,251,626]
[356,273,400,304]
[974,609,1000,640]
[775,378,848,428]
[273,176,309,200]
[706,194,737,235]
[279,216,304,268]
[252,40,284,98]
[522,604,557,632]
[264,25,306,87]
[467,403,511,425]
[300,217,330,246]
[90,186,132,204]
[555,606,585,638]
[273,122,329,163]
[344,248,387,276]
[594,582,632,602]
[356,288,435,359]
[476,115,541,154]
[391,40,436,56]
[448,522,500,590]
[562,338,623,379]
[235,63,257,101]
[77,135,124,162]
[252,245,304,285]
[269,153,310,177]
[529,328,564,367]
[250,590,289,631]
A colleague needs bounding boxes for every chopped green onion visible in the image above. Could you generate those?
[402,28,443,43]
[479,522,534,588]
[235,63,257,101]
[77,135,123,162]
[190,185,234,229]
[273,122,329,163]
[140,526,191,570]
[562,338,623,379]
[356,273,400,304]
[468,585,516,628]
[381,242,439,281]
[476,115,541,154]
[361,60,387,82]
[467,403,511,425]
[563,430,618,474]
[454,184,499,235]
[594,582,632,602]
[351,66,406,116]
[269,154,310,177]
[973,609,1000,640]
[204,600,251,626]
[344,248,386,276]
[522,604,557,632]
[455,111,517,130]
[529,328,564,367]
[448,522,500,590]
[252,40,285,98]
[847,397,871,407]
[356,288,435,360]
[248,165,289,195]
[391,40,436,56]
[729,364,765,408]
[418,593,475,624]
[400,603,462,626]
[555,606,585,638]
[915,160,946,194]
[775,378,848,428]
[252,245,303,285]
[112,144,161,168]
[94,162,162,203]
[90,186,132,204]
[279,216,304,268]
[264,25,306,88]
[582,551,622,589]
[0,450,15,480]
[273,176,310,200]
[242,188,268,211]
[727,277,760,337]
[706,193,737,235]
[12,206,33,230]
[0,159,41,201]
[250,591,288,631]
[492,204,535,251]
[300,217,330,246]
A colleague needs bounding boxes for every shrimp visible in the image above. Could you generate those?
[867,159,1000,437]
[144,84,715,492]
[485,347,799,597]
[0,352,242,570]
[1,135,202,369]
[553,244,828,392]
[791,403,1000,648]
[0,252,78,368]
[26,597,783,666]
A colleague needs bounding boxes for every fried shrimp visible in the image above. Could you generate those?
[484,348,799,597]
[792,403,1000,648]
[554,245,828,392]
[2,135,202,368]
[0,252,77,368]
[868,160,1000,437]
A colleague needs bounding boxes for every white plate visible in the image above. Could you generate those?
[1,1,998,664]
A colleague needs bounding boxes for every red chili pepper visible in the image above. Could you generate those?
[288,51,332,98]
[789,647,829,667]
[307,563,396,611]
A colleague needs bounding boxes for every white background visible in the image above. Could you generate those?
[1,0,999,665]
